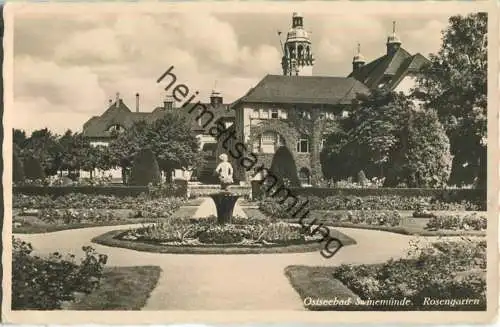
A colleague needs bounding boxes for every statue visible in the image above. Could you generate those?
[210,154,238,225]
[215,153,233,191]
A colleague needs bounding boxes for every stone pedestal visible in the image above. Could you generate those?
[209,192,240,225]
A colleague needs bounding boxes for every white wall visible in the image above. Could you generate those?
[394,75,417,96]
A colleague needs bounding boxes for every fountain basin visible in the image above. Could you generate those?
[209,192,241,225]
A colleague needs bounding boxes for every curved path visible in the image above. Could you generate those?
[14,198,473,310]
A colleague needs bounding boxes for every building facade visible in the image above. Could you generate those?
[231,15,430,185]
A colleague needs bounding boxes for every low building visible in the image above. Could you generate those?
[81,91,234,182]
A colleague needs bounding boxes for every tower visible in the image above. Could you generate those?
[281,12,314,76]
[352,43,366,72]
[386,21,402,55]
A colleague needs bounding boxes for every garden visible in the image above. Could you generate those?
[285,237,486,311]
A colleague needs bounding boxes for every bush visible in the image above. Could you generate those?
[129,148,161,186]
[23,155,45,181]
[12,238,108,310]
[333,239,486,309]
[268,146,300,187]
[13,151,25,184]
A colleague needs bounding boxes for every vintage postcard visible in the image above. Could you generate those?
[2,1,498,324]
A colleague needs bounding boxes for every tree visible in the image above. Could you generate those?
[269,146,300,187]
[108,121,150,184]
[415,13,487,187]
[23,155,45,180]
[388,110,452,188]
[337,91,411,180]
[13,149,25,184]
[129,148,161,186]
[109,112,200,183]
[24,128,63,177]
[13,129,27,150]
[149,111,200,179]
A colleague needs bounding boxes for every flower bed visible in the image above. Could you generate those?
[426,213,487,231]
[285,238,487,311]
[120,215,315,246]
[13,193,184,210]
[259,195,484,218]
[332,239,486,310]
[12,238,108,310]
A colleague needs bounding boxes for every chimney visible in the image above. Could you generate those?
[135,93,140,113]
[164,94,174,110]
[115,92,120,108]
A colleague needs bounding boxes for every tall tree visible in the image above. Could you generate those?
[415,13,487,187]
[24,128,63,177]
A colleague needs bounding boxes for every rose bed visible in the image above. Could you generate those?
[91,216,354,254]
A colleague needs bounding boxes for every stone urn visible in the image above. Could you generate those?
[209,192,240,225]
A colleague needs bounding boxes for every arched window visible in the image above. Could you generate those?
[299,167,311,185]
[256,131,286,154]
[298,45,304,59]
[107,124,125,133]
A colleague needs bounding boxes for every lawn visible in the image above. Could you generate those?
[63,266,162,310]
[13,206,198,234]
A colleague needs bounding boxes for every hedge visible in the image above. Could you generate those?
[251,181,486,205]
[13,180,188,198]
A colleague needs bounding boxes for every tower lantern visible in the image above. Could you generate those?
[386,21,402,55]
[281,12,314,76]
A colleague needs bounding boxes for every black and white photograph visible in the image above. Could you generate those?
[3,1,497,324]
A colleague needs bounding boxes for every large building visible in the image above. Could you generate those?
[231,14,430,185]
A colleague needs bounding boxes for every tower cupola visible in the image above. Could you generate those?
[281,12,314,76]
[386,21,402,55]
[352,42,366,71]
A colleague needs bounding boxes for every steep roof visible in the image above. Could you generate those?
[82,100,235,139]
[232,74,370,107]
[349,47,430,90]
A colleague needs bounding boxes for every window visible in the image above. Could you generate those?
[260,108,269,119]
[296,134,309,153]
[271,109,279,119]
[320,138,327,151]
[260,131,285,153]
[251,108,259,118]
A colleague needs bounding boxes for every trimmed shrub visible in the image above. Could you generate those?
[13,151,25,183]
[23,155,45,180]
[269,146,300,187]
[129,148,161,186]
[12,238,107,310]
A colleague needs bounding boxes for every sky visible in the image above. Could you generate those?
[13,9,454,134]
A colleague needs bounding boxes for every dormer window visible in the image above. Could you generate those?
[107,124,125,133]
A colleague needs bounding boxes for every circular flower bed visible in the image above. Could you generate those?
[118,216,321,248]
